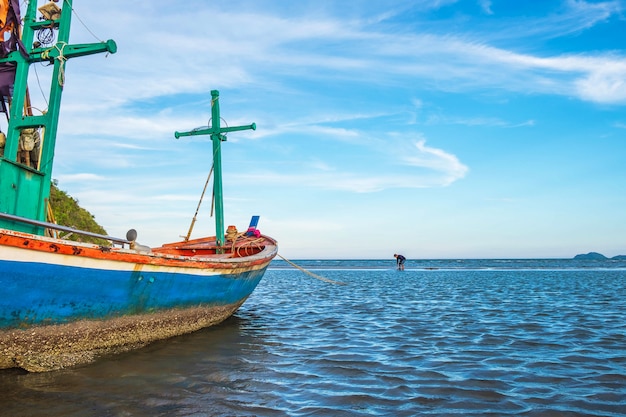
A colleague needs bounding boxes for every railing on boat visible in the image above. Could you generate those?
[0,211,131,246]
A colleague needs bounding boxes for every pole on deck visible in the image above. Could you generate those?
[174,90,256,251]
[210,91,226,248]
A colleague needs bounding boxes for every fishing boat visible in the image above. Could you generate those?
[0,1,277,372]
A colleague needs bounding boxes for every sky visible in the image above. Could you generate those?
[20,0,626,259]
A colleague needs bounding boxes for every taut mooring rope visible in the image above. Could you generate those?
[277,254,346,286]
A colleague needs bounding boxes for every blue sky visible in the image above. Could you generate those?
[29,0,626,259]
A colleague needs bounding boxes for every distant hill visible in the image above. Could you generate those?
[574,252,607,260]
[574,252,626,260]
[49,182,109,246]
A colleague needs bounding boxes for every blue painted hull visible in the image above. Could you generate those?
[0,228,277,371]
[0,259,267,328]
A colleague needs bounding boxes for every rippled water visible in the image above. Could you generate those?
[1,260,625,416]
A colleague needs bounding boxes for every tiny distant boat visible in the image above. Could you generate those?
[0,1,276,372]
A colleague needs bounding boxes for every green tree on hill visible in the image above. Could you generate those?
[48,180,110,246]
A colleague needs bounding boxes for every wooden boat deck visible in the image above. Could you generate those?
[152,234,273,259]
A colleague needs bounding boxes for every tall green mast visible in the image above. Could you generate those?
[0,0,116,234]
[175,90,256,250]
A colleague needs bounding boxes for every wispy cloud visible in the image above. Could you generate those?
[229,137,468,192]
[450,0,623,42]
[425,113,535,128]
[403,139,469,185]
[30,0,619,174]
[13,0,620,259]
[70,2,626,111]
[562,0,623,32]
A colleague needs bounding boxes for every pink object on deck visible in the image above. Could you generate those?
[247,227,261,238]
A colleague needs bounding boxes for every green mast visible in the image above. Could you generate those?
[0,0,116,234]
[175,90,256,250]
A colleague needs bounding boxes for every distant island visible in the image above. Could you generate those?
[574,252,626,260]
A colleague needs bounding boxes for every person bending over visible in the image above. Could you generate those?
[394,254,406,271]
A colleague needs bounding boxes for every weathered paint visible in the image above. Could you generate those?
[0,2,278,373]
[0,227,277,371]
[0,302,246,372]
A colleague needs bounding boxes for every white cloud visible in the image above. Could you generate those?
[575,65,626,103]
[41,0,626,138]
[228,136,468,193]
[403,140,469,185]
[18,0,626,257]
[564,0,623,31]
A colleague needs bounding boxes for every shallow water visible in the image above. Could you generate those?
[1,260,625,416]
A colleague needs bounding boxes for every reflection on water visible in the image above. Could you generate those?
[1,263,625,416]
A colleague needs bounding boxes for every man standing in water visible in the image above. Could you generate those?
[394,254,406,271]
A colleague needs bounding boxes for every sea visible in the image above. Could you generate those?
[1,258,625,417]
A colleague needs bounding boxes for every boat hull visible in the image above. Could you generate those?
[0,228,277,372]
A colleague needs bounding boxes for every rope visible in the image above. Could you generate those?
[41,42,67,86]
[277,254,346,286]
[228,232,265,256]
[184,165,213,241]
